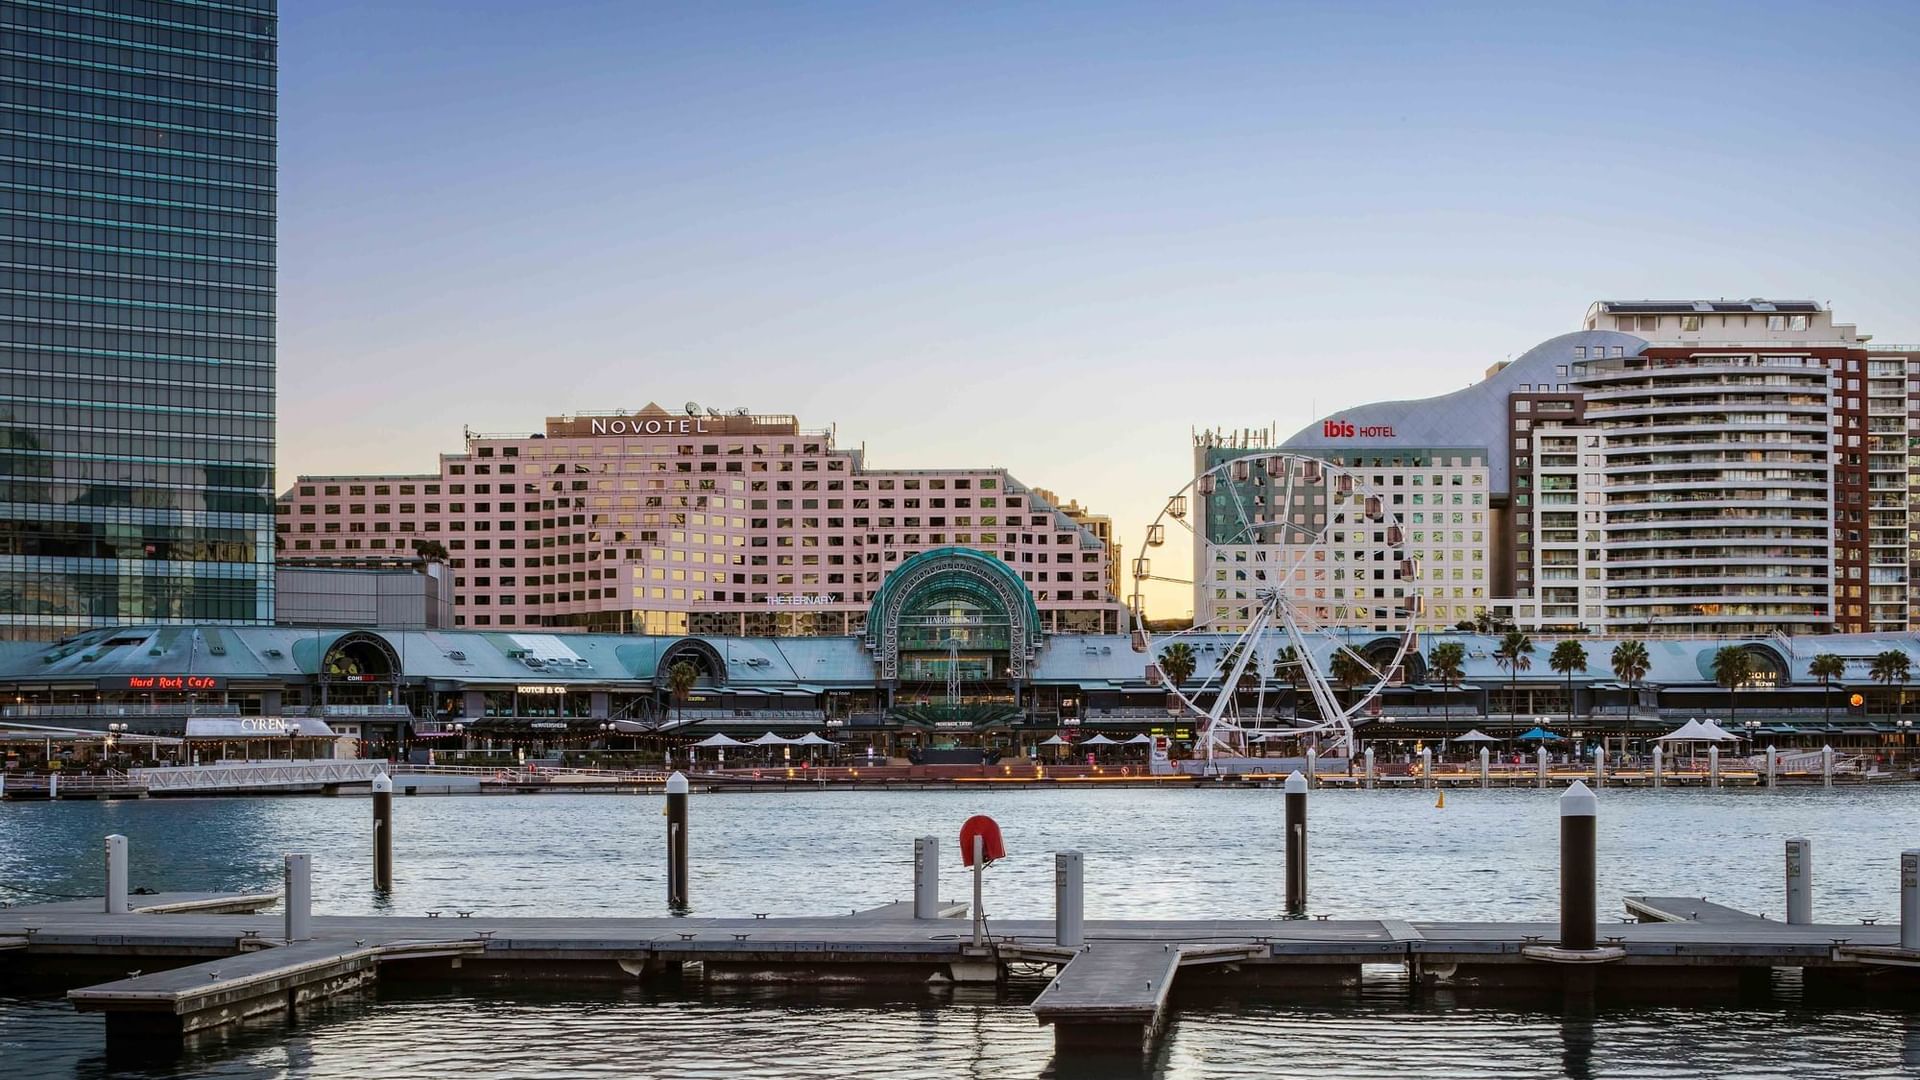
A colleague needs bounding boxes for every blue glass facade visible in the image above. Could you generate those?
[0,0,276,637]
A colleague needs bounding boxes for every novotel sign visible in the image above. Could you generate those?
[98,675,225,692]
[589,417,710,436]
[1321,419,1397,439]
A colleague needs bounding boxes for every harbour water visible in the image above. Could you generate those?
[4,785,1920,1077]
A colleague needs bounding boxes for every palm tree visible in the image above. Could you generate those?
[1870,650,1911,724]
[1157,643,1197,695]
[665,660,700,728]
[1492,630,1535,723]
[1428,642,1465,727]
[1330,649,1370,713]
[410,538,450,562]
[1710,647,1752,732]
[1610,640,1649,718]
[1549,640,1588,726]
[1809,653,1845,728]
[1273,646,1304,720]
[1218,643,1259,692]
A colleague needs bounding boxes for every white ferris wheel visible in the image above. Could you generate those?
[1132,451,1424,767]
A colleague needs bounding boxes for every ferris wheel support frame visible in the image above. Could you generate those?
[1144,449,1422,769]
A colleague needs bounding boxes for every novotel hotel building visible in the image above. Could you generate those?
[277,404,1124,637]
[1203,299,1920,638]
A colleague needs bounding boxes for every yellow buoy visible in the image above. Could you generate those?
[1435,791,1446,809]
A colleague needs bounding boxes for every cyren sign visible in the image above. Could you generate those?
[99,675,225,692]
[1322,419,1396,439]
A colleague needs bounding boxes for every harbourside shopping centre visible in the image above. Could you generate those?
[4,548,1920,763]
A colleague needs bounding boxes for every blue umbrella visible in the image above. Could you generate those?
[1518,726,1561,741]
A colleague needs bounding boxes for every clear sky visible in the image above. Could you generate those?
[277,0,1920,617]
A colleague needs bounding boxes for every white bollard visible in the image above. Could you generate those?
[1709,745,1720,789]
[0,770,6,799]
[971,834,986,948]
[1785,838,1812,925]
[1537,746,1549,789]
[1479,747,1490,790]
[1055,851,1084,948]
[1305,747,1318,788]
[1594,746,1606,789]
[1419,747,1432,789]
[1902,850,1919,952]
[1363,746,1375,790]
[1652,745,1663,790]
[1765,745,1777,790]
[285,853,312,942]
[1822,745,1834,789]
[48,772,58,800]
[105,834,128,915]
[913,835,940,920]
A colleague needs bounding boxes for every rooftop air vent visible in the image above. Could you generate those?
[264,649,283,659]
[447,650,467,661]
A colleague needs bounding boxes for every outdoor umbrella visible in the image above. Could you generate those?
[1452,729,1499,743]
[691,733,745,748]
[1694,720,1740,741]
[1657,720,1708,742]
[1124,734,1154,744]
[1037,735,1071,746]
[1080,734,1119,746]
[1517,727,1561,741]
[792,732,835,746]
[750,732,794,746]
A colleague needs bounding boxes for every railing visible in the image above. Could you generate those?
[2,770,141,793]
[2,703,241,718]
[296,705,414,718]
[393,763,670,784]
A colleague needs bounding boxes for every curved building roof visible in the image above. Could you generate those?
[1279,329,1647,491]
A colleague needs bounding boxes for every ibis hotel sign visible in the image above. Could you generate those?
[1321,418,1397,439]
[98,675,225,692]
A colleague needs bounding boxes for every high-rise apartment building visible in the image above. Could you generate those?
[1207,300,1919,637]
[0,2,278,639]
[277,405,1124,636]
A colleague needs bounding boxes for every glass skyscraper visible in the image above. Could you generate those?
[1,1,276,638]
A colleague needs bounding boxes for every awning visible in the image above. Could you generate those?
[1077,681,1117,691]
[185,717,337,739]
[792,684,826,694]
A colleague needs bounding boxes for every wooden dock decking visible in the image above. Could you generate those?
[8,891,1920,1056]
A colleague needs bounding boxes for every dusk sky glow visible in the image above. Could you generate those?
[277,1,1920,616]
